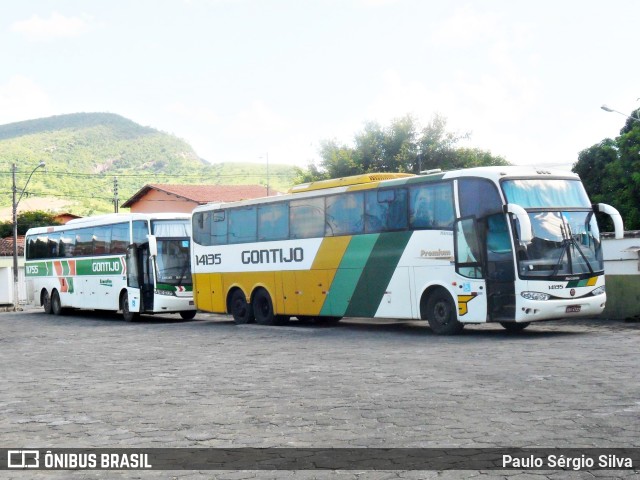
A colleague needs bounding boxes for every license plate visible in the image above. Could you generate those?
[566,305,581,313]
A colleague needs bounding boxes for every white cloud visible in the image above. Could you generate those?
[11,12,92,41]
[0,76,53,125]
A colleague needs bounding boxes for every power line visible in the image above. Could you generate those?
[0,170,295,179]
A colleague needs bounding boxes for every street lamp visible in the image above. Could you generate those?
[601,105,640,123]
[12,161,45,310]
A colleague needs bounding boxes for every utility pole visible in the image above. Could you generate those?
[11,164,18,309]
[113,176,119,213]
[12,162,45,309]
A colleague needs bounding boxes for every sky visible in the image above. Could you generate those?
[1,0,639,171]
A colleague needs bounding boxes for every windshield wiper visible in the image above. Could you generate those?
[564,222,594,274]
[551,230,569,277]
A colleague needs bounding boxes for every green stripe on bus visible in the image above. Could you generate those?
[156,283,194,293]
[24,261,51,277]
[344,231,413,318]
[320,234,379,317]
[75,257,124,276]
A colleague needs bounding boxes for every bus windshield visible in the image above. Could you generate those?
[502,178,602,278]
[151,220,192,287]
[502,179,591,208]
[517,211,603,278]
[155,238,192,286]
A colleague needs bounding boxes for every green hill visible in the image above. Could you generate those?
[0,113,298,216]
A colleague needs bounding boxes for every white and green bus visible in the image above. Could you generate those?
[25,213,196,321]
[191,167,623,334]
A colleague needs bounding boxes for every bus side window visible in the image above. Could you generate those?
[290,198,325,239]
[193,211,212,246]
[47,233,60,258]
[26,236,36,260]
[455,218,484,279]
[132,221,148,246]
[365,188,407,233]
[26,234,49,260]
[487,214,512,254]
[228,207,257,244]
[458,178,503,218]
[258,203,289,241]
[111,223,129,254]
[326,192,364,236]
[34,235,48,259]
[75,228,94,256]
[93,226,111,255]
[60,230,76,257]
[211,211,228,245]
[409,182,454,230]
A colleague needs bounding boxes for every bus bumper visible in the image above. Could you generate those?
[515,293,606,322]
[153,295,196,313]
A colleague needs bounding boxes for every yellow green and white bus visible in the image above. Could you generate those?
[191,167,623,334]
[24,213,196,321]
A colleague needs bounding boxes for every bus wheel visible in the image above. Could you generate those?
[425,289,464,335]
[229,289,254,324]
[121,292,140,322]
[179,311,197,320]
[500,321,530,332]
[51,290,63,316]
[42,290,52,314]
[253,289,276,326]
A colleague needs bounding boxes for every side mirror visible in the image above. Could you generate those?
[504,204,533,243]
[593,203,624,239]
[147,234,158,257]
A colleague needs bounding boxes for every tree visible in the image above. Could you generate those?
[0,210,62,237]
[573,108,640,230]
[296,114,508,182]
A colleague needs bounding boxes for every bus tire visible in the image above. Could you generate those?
[253,288,276,326]
[121,291,140,322]
[425,289,464,335]
[42,290,52,314]
[179,311,197,320]
[229,289,254,324]
[51,290,63,316]
[500,321,530,332]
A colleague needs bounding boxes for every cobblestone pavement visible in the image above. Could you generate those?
[1,308,639,479]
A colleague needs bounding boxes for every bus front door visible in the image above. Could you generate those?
[126,244,154,313]
[454,218,488,323]
[139,243,154,312]
[483,214,516,321]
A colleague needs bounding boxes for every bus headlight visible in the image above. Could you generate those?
[591,285,606,296]
[521,291,551,301]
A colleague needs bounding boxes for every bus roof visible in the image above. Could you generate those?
[193,166,580,214]
[289,173,415,194]
[25,212,190,236]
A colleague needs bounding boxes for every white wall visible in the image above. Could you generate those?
[0,259,26,306]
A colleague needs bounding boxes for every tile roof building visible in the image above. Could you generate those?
[0,236,24,256]
[121,184,272,213]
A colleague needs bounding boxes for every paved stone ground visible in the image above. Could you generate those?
[1,308,639,479]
